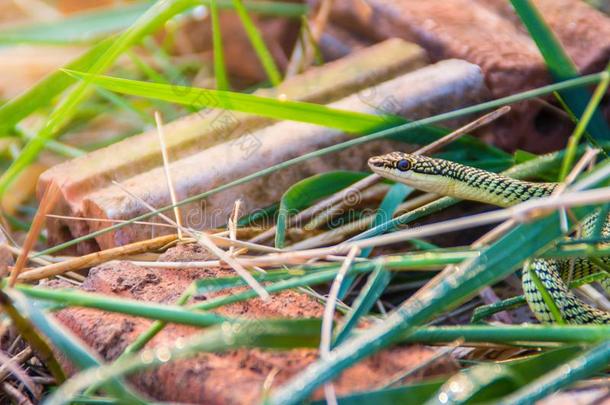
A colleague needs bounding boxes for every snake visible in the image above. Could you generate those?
[368,151,610,324]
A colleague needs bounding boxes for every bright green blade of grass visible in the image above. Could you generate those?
[510,0,610,140]
[231,0,282,85]
[0,37,114,136]
[0,2,151,45]
[275,171,368,248]
[399,325,610,344]
[500,340,610,405]
[64,70,397,132]
[0,0,205,197]
[237,202,278,226]
[267,161,610,404]
[64,69,508,159]
[428,346,583,404]
[559,67,610,180]
[210,0,230,90]
[13,284,229,327]
[333,262,391,346]
[0,0,307,45]
[311,380,445,405]
[7,290,146,404]
[360,183,411,258]
[334,183,412,342]
[35,72,607,257]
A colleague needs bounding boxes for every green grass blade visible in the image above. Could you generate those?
[35,73,606,257]
[470,295,527,323]
[334,184,412,340]
[428,346,583,404]
[525,262,566,324]
[0,0,208,197]
[0,2,150,45]
[275,171,368,248]
[310,380,444,405]
[231,0,282,85]
[500,341,610,405]
[398,325,610,344]
[267,161,610,404]
[334,262,391,346]
[210,0,230,90]
[510,0,610,140]
[360,184,411,258]
[14,284,229,327]
[7,290,146,404]
[559,68,610,180]
[0,37,114,136]
[64,70,396,132]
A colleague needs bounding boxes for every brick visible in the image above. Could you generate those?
[52,243,456,403]
[83,59,488,249]
[39,39,428,252]
[323,0,610,151]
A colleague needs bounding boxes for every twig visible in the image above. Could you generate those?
[9,183,60,287]
[17,234,178,282]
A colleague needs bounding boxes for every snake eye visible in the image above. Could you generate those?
[396,159,411,171]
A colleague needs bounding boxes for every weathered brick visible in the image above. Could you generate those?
[38,39,429,252]
[323,0,610,151]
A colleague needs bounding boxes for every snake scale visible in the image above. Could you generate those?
[368,152,610,324]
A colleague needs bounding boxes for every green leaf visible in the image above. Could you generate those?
[0,37,114,136]
[500,341,610,404]
[334,183,412,342]
[398,324,610,344]
[231,0,282,85]
[558,69,610,180]
[14,284,229,327]
[64,70,397,133]
[310,380,444,405]
[510,0,610,140]
[275,171,368,248]
[428,346,583,404]
[7,290,146,404]
[0,0,205,197]
[0,2,150,45]
[210,0,230,90]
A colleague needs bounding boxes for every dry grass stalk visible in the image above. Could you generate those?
[0,348,37,399]
[112,181,271,301]
[155,111,183,240]
[320,244,359,405]
[46,214,177,229]
[8,182,60,287]
[228,199,242,256]
[17,234,178,282]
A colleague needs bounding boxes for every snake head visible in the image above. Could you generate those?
[368,152,419,176]
[368,152,453,194]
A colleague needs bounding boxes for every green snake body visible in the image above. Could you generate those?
[368,152,610,324]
